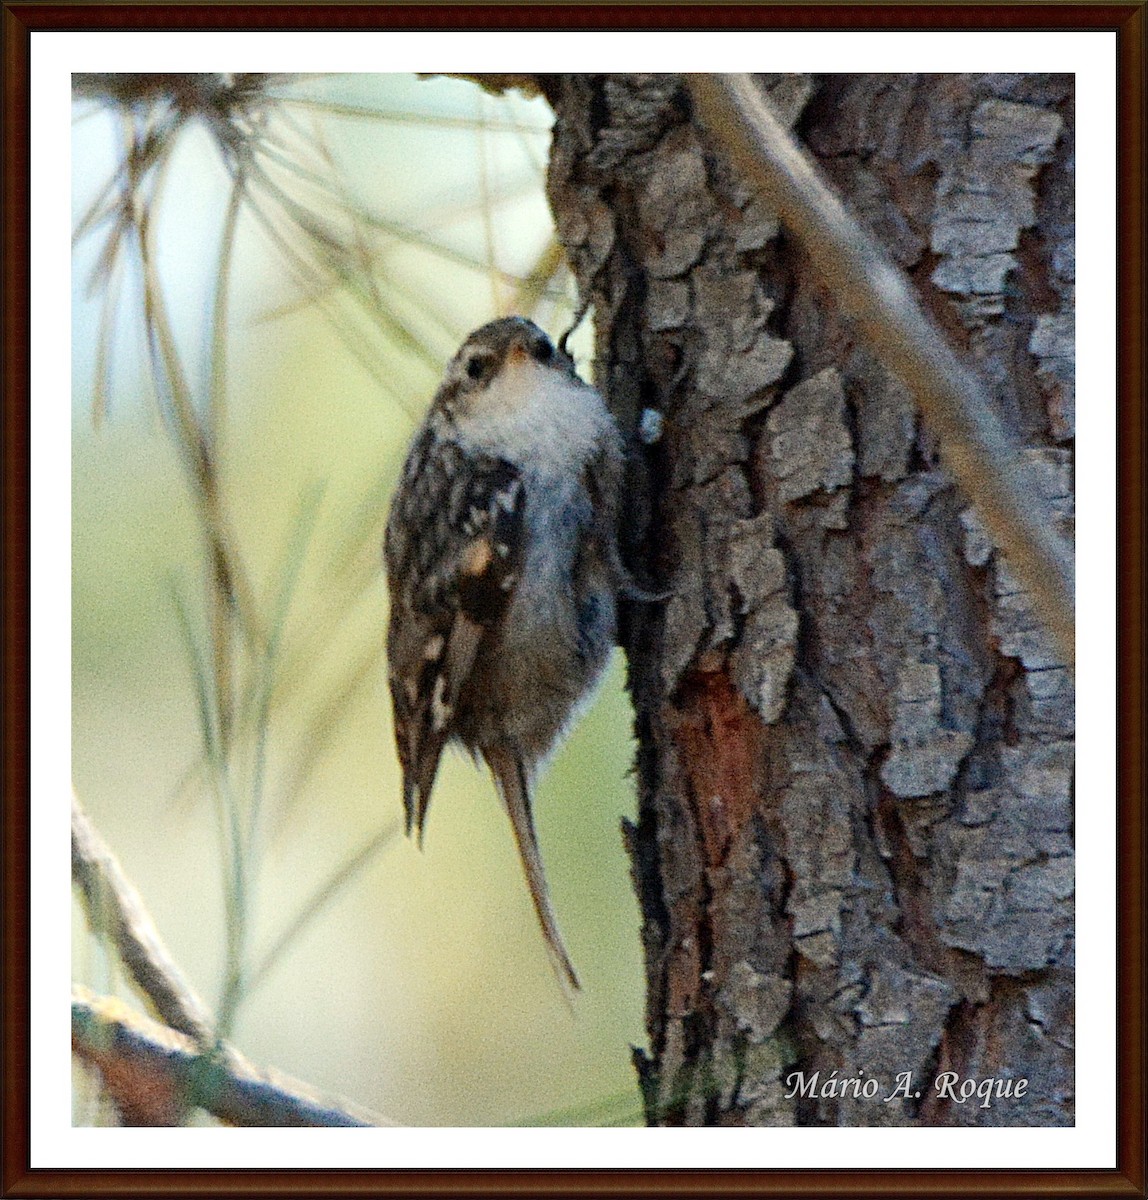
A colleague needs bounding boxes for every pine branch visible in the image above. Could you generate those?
[72,988,383,1127]
[72,796,395,1126]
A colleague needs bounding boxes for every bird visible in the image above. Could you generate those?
[383,316,634,992]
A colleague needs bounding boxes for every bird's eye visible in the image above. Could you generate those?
[531,338,554,364]
[465,355,488,382]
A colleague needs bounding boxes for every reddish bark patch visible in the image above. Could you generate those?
[671,664,766,870]
[918,997,991,1125]
[74,1032,186,1126]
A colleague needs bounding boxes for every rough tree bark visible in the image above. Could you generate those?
[542,73,1074,1127]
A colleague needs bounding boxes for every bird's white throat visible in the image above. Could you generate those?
[456,359,613,474]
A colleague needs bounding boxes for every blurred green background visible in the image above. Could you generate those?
[71,74,646,1127]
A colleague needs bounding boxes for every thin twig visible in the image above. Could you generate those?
[687,74,1074,664]
[72,987,385,1127]
[513,238,567,320]
[71,794,215,1044]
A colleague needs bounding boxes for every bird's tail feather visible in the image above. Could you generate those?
[486,744,580,995]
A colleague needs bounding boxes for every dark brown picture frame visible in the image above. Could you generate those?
[3,4,1144,1197]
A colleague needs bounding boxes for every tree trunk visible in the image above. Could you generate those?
[543,73,1074,1127]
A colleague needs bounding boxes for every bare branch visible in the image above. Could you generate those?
[73,796,403,1125]
[72,988,384,1127]
[687,74,1074,664]
[71,794,215,1044]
